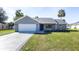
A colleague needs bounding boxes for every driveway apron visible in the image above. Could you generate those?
[0,32,33,51]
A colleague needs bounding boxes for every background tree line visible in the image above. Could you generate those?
[0,7,24,29]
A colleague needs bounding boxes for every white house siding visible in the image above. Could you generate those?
[55,24,58,30]
[36,24,40,32]
[62,24,67,30]
[15,24,18,32]
[52,24,56,31]
[57,24,66,30]
[54,24,57,30]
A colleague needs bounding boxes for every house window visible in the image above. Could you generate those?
[60,24,62,26]
[46,24,52,28]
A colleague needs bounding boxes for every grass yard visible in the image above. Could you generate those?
[21,31,79,51]
[0,30,15,36]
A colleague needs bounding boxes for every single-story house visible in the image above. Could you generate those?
[70,21,79,29]
[14,15,67,33]
[0,23,8,30]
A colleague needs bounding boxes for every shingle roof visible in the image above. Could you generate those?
[55,19,67,24]
[34,18,57,24]
[34,18,67,24]
[15,15,67,24]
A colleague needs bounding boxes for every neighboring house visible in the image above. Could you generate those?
[14,15,67,33]
[0,22,15,30]
[0,23,8,30]
[0,23,2,29]
[70,21,79,29]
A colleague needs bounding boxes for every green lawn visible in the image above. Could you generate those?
[0,30,15,36]
[21,31,79,51]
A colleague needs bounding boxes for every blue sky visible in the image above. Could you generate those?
[3,7,79,24]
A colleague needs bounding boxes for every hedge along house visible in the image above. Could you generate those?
[14,15,67,33]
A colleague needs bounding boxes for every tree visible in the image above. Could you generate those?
[14,10,24,21]
[35,16,39,19]
[58,9,65,19]
[8,22,14,29]
[0,7,8,23]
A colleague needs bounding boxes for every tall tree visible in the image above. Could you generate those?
[58,9,65,19]
[0,7,8,23]
[14,10,24,21]
[8,22,14,29]
[35,16,39,19]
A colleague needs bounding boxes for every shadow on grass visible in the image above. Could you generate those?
[18,32,34,34]
[35,30,79,34]
[35,32,52,34]
[18,30,79,34]
[55,30,79,32]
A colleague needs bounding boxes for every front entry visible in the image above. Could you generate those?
[40,24,44,31]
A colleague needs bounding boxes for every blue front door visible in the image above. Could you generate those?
[40,24,44,31]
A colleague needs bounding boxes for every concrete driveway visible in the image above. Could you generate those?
[0,32,33,51]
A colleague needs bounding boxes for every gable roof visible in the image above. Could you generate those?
[15,15,38,24]
[34,18,67,24]
[55,19,67,24]
[15,15,67,24]
[14,15,31,23]
[34,18,57,24]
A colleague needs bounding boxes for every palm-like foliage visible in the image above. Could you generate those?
[14,10,24,21]
[58,9,65,19]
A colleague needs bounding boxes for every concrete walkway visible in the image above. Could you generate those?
[0,32,33,51]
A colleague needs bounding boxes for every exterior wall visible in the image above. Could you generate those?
[15,24,18,32]
[55,24,58,30]
[57,24,66,30]
[52,24,57,31]
[36,24,40,32]
[40,24,67,31]
[15,23,67,32]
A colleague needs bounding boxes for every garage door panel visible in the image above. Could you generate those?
[18,24,36,32]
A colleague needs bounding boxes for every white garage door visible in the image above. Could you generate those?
[18,24,36,32]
